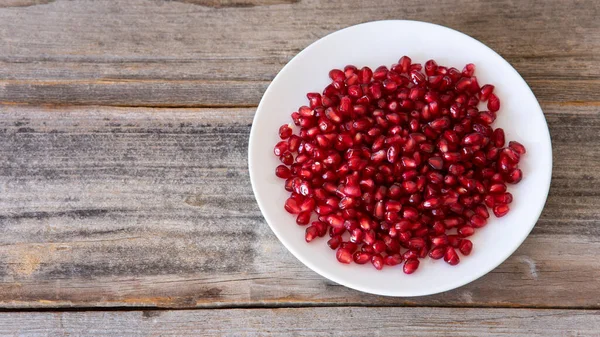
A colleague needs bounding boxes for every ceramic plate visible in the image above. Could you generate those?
[248,20,552,296]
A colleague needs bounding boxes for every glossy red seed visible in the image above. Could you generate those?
[296,211,311,225]
[428,156,444,170]
[479,84,495,101]
[430,235,449,247]
[489,183,507,194]
[493,204,510,217]
[403,258,420,274]
[459,239,473,255]
[447,235,462,248]
[462,63,476,77]
[487,93,500,112]
[470,214,487,228]
[305,226,319,242]
[506,168,523,184]
[384,254,403,266]
[429,247,446,260]
[457,225,475,237]
[275,165,291,179]
[279,124,293,139]
[492,128,505,147]
[371,254,384,270]
[424,59,438,76]
[444,247,460,265]
[495,192,513,204]
[285,198,302,214]
[353,251,371,264]
[509,141,527,155]
[327,236,342,249]
[336,247,353,264]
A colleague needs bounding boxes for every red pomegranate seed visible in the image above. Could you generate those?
[327,236,342,250]
[444,247,460,265]
[285,198,302,214]
[384,254,403,266]
[459,239,473,255]
[353,251,371,264]
[457,225,475,237]
[487,93,500,112]
[462,63,475,77]
[424,59,438,76]
[336,247,353,264]
[341,242,358,253]
[489,183,507,194]
[430,235,449,247]
[371,254,384,270]
[469,214,487,228]
[305,226,319,242]
[495,192,513,204]
[493,204,510,217]
[275,165,291,179]
[403,258,420,274]
[509,141,527,155]
[479,84,494,101]
[506,168,523,184]
[296,211,311,225]
[429,247,446,260]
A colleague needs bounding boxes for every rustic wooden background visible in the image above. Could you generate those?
[0,0,599,335]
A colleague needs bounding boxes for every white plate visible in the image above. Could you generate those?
[248,20,552,296]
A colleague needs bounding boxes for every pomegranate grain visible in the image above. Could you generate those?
[275,57,526,274]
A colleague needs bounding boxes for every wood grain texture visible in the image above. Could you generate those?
[1,307,599,336]
[0,103,598,309]
[0,0,598,106]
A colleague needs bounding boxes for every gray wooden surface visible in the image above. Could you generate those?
[0,0,599,335]
[1,307,599,336]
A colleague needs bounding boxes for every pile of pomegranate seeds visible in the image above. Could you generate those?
[274,56,526,274]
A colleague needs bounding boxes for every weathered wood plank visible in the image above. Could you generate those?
[1,307,599,336]
[0,103,598,309]
[0,0,598,106]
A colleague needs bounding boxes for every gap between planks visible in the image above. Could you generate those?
[1,303,600,313]
[0,101,598,109]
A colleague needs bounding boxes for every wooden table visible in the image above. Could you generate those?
[0,0,598,335]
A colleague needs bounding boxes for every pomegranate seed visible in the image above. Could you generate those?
[459,239,473,255]
[506,168,523,184]
[493,204,510,217]
[462,63,475,77]
[509,141,527,155]
[353,251,371,264]
[341,242,358,253]
[403,258,419,274]
[384,254,403,266]
[487,93,500,112]
[429,247,446,260]
[457,225,475,237]
[495,192,513,204]
[489,183,507,194]
[327,236,342,249]
[297,211,311,225]
[430,235,449,247]
[424,59,438,76]
[336,248,353,264]
[285,198,302,214]
[444,247,460,265]
[371,254,384,270]
[470,214,487,228]
[479,84,494,101]
[276,165,291,179]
